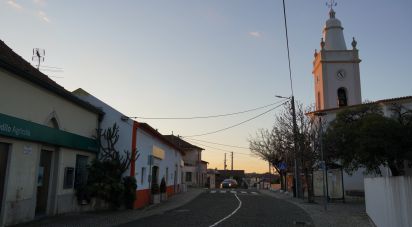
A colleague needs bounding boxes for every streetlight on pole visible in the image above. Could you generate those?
[275,95,302,198]
[279,0,303,199]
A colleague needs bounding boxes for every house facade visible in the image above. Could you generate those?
[73,89,185,209]
[133,124,184,208]
[163,135,206,187]
[0,40,103,226]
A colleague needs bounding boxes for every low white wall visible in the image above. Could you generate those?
[364,176,412,227]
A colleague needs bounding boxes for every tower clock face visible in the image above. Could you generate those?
[336,70,346,80]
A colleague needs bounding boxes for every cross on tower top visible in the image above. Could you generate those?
[326,0,337,10]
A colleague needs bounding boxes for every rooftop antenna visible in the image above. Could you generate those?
[32,48,45,70]
[326,0,337,10]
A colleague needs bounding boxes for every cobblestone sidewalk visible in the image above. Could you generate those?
[260,189,372,227]
[13,188,205,227]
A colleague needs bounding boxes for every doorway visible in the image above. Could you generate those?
[151,166,159,186]
[35,150,52,216]
[0,143,9,217]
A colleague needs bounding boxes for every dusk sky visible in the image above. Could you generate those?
[1,0,411,173]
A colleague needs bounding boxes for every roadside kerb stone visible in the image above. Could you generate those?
[259,189,372,227]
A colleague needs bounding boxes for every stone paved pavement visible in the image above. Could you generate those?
[259,189,372,227]
[13,188,205,227]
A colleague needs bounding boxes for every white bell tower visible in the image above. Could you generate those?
[313,7,362,111]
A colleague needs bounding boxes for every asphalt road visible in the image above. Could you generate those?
[119,189,313,227]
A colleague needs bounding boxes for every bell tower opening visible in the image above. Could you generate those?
[337,87,348,107]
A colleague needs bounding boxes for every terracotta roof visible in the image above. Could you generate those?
[0,40,104,115]
[137,123,185,155]
[163,135,204,151]
[306,96,412,115]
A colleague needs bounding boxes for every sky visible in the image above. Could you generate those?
[1,0,411,173]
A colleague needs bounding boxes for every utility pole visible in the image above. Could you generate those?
[315,112,328,210]
[291,96,303,198]
[281,0,303,199]
[231,152,233,171]
[224,153,227,170]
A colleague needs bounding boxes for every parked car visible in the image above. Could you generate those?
[220,179,238,188]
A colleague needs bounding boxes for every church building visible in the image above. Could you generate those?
[308,6,412,197]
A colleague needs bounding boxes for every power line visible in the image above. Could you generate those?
[282,0,294,96]
[188,140,252,156]
[183,137,250,150]
[183,101,287,137]
[128,99,287,120]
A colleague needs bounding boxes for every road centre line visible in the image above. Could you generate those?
[208,193,242,227]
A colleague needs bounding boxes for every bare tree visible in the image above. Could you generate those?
[97,123,139,175]
[249,101,319,200]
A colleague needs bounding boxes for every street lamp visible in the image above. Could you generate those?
[275,95,302,198]
[314,112,327,210]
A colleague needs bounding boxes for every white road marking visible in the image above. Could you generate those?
[210,190,216,194]
[209,193,242,227]
[251,192,258,195]
[230,190,237,194]
[219,190,227,194]
[241,191,247,194]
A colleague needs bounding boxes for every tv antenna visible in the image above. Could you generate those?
[32,48,45,70]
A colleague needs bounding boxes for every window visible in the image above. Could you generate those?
[141,167,146,185]
[63,167,75,189]
[337,87,348,107]
[186,172,192,182]
[74,155,88,189]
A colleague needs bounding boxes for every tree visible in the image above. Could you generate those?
[249,101,318,199]
[324,104,412,176]
[78,123,139,209]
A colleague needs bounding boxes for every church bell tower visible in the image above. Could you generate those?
[313,6,362,110]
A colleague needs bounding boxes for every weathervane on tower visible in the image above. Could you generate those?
[326,0,337,10]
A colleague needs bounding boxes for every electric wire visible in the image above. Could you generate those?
[282,0,294,96]
[127,99,287,120]
[188,140,253,156]
[183,101,287,137]
[182,137,250,150]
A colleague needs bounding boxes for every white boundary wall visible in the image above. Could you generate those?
[364,176,412,227]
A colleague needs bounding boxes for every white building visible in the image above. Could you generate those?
[163,135,207,187]
[0,41,103,226]
[73,89,185,208]
[308,8,412,196]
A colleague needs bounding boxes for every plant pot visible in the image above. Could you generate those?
[151,194,160,204]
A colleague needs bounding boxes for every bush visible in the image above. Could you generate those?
[123,176,137,209]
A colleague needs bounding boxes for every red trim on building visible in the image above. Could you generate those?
[166,185,175,197]
[134,189,151,209]
[130,121,139,177]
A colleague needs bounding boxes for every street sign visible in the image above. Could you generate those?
[278,162,287,170]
